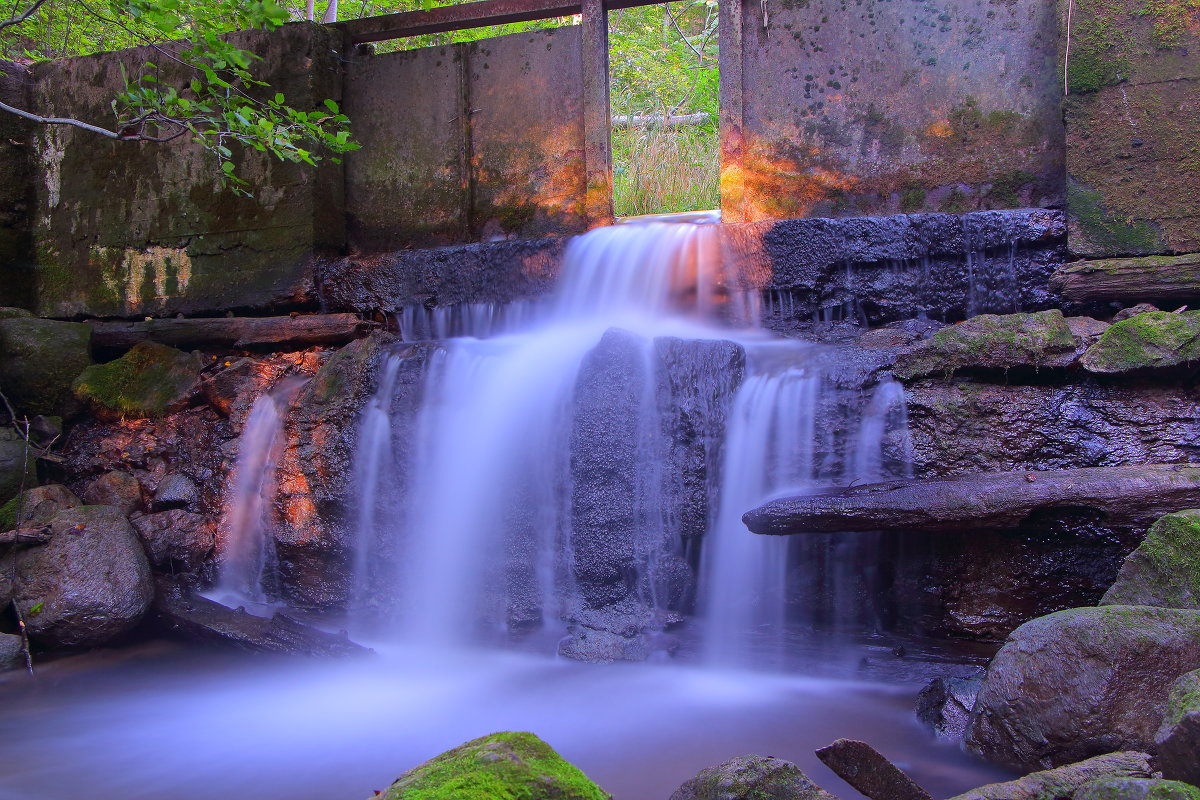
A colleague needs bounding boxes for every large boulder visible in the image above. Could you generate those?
[669,755,839,800]
[893,310,1078,380]
[2,505,153,648]
[371,732,609,800]
[0,632,23,671]
[965,605,1200,771]
[72,341,201,420]
[1080,311,1200,374]
[1102,510,1200,609]
[0,316,92,416]
[0,484,80,530]
[1154,669,1200,785]
[1073,778,1200,800]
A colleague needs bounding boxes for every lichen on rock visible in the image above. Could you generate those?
[1080,311,1200,373]
[893,310,1078,380]
[72,341,201,420]
[372,731,610,800]
[1102,510,1200,609]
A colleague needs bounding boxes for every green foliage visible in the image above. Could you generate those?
[2,0,358,193]
[613,124,719,216]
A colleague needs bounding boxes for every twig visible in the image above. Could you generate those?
[0,0,50,35]
[1064,0,1074,96]
[10,601,34,676]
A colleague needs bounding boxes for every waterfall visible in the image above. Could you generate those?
[209,377,306,609]
[349,215,913,665]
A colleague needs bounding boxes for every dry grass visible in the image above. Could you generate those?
[612,124,720,217]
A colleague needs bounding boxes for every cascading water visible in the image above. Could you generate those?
[352,216,911,664]
[208,376,306,609]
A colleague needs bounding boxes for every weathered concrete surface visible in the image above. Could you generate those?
[345,45,468,250]
[27,23,345,319]
[344,27,586,252]
[0,61,34,309]
[906,381,1200,478]
[1062,0,1200,257]
[744,465,1200,536]
[722,0,1062,221]
[468,28,587,240]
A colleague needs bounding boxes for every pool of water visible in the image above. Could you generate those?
[0,640,1013,800]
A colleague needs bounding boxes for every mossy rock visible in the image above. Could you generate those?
[893,310,1078,380]
[0,307,33,319]
[373,732,610,800]
[1074,777,1200,800]
[1081,311,1200,374]
[0,316,93,416]
[0,483,81,531]
[72,341,201,420]
[669,754,839,800]
[1102,510,1200,609]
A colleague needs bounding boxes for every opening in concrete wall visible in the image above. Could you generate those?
[608,0,719,217]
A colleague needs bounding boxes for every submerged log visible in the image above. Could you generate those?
[947,751,1153,800]
[744,464,1200,535]
[90,313,380,351]
[1050,253,1200,301]
[151,578,371,658]
[814,739,933,800]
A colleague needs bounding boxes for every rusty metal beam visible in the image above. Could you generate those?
[338,0,667,44]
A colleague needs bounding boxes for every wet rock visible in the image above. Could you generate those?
[0,428,35,504]
[151,577,370,657]
[73,341,202,420]
[893,310,1078,380]
[131,510,215,572]
[567,328,654,647]
[1074,778,1200,800]
[906,382,1199,478]
[857,327,919,349]
[199,357,259,417]
[0,632,22,671]
[1154,669,1200,785]
[669,754,839,800]
[916,674,982,739]
[947,751,1153,800]
[1102,510,1200,609]
[1080,311,1200,374]
[557,626,650,663]
[815,739,932,800]
[1113,303,1161,322]
[151,472,198,511]
[273,332,402,607]
[0,484,80,530]
[81,471,143,515]
[965,605,1200,771]
[373,731,608,800]
[0,316,92,416]
[4,505,153,648]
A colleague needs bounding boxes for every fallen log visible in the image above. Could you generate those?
[90,313,380,351]
[947,751,1152,800]
[744,464,1200,536]
[814,739,933,800]
[611,112,711,129]
[0,528,51,547]
[151,577,372,658]
[1050,253,1200,301]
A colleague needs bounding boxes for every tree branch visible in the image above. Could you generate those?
[0,0,50,36]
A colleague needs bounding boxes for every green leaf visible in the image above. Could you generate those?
[323,98,340,114]
[29,601,44,617]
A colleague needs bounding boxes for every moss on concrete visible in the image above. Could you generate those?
[72,341,200,420]
[1102,510,1200,608]
[1080,310,1200,373]
[894,310,1078,380]
[1066,182,1166,258]
[375,732,610,800]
